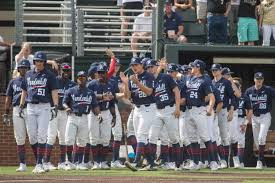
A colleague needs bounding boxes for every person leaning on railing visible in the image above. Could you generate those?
[13,42,59,78]
[164,1,187,44]
[259,0,275,46]
[131,4,152,57]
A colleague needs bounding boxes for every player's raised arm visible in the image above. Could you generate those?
[120,72,131,99]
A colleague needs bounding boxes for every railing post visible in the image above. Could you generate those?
[15,0,24,45]
[77,9,84,56]
[71,0,76,56]
[155,0,164,60]
[151,7,156,59]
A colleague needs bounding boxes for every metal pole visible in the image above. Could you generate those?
[71,0,76,56]
[15,0,24,45]
[155,0,164,60]
[77,9,84,56]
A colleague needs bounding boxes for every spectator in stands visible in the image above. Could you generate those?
[237,0,261,46]
[164,2,187,43]
[131,4,152,57]
[196,0,207,24]
[0,35,11,62]
[259,0,275,46]
[120,0,143,43]
[174,0,194,10]
[13,42,58,78]
[207,0,231,44]
[228,0,240,44]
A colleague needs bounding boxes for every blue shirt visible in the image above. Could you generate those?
[212,77,234,108]
[164,12,183,34]
[154,73,177,109]
[237,94,252,118]
[87,80,117,111]
[6,76,24,106]
[63,85,98,114]
[185,75,213,107]
[213,86,223,110]
[128,71,155,106]
[21,69,58,103]
[177,79,187,112]
[56,76,77,110]
[245,85,275,115]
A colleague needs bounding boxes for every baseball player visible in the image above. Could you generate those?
[87,63,117,170]
[245,72,275,169]
[120,57,156,171]
[3,59,30,172]
[44,63,77,171]
[147,62,181,170]
[232,78,252,168]
[184,59,219,171]
[63,71,101,170]
[19,51,59,174]
[211,63,241,168]
[109,59,126,168]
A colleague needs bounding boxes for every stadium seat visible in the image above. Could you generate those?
[175,8,197,22]
[183,22,206,43]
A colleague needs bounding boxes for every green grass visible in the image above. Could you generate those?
[1,167,275,182]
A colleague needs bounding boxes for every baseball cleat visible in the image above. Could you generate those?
[64,161,76,171]
[85,161,93,169]
[210,161,219,171]
[220,160,228,169]
[185,161,200,171]
[159,162,173,170]
[125,161,138,172]
[91,162,101,170]
[168,162,176,169]
[76,163,89,170]
[181,160,192,170]
[16,163,27,172]
[111,160,125,168]
[57,162,66,170]
[240,163,244,169]
[198,161,207,169]
[100,162,110,170]
[256,160,263,169]
[43,162,57,171]
[233,156,241,168]
[139,165,157,171]
[32,164,45,174]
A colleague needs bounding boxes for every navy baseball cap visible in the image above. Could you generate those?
[211,63,222,71]
[115,58,121,66]
[145,59,158,68]
[167,63,178,72]
[180,65,189,73]
[97,63,108,72]
[61,62,71,70]
[33,51,47,62]
[130,57,142,66]
[141,57,151,65]
[18,59,31,68]
[254,72,264,79]
[77,71,87,78]
[191,59,206,69]
[221,67,234,75]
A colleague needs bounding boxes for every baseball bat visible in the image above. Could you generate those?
[123,124,130,162]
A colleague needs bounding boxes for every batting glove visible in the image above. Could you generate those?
[50,105,58,120]
[2,114,10,126]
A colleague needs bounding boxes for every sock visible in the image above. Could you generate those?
[127,135,137,154]
[191,142,200,164]
[84,143,91,163]
[60,145,66,163]
[45,144,53,163]
[78,147,85,164]
[180,146,184,164]
[37,143,46,164]
[168,146,173,162]
[258,145,265,162]
[91,145,99,163]
[73,145,79,163]
[212,141,219,162]
[134,142,145,164]
[238,148,244,163]
[67,145,73,162]
[160,145,169,162]
[200,148,208,162]
[17,145,26,164]
[172,143,181,168]
[112,141,121,162]
[204,141,215,162]
[231,143,238,157]
[223,145,230,164]
[186,144,192,160]
[217,145,225,161]
[148,143,157,166]
[97,144,103,162]
[31,143,38,162]
[102,146,109,162]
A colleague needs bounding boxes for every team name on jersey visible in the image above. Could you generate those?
[238,100,244,108]
[71,94,93,103]
[186,80,202,90]
[155,83,166,93]
[27,78,47,87]
[12,84,22,92]
[131,80,147,88]
[249,94,267,102]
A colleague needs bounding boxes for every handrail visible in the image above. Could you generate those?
[23,0,71,4]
